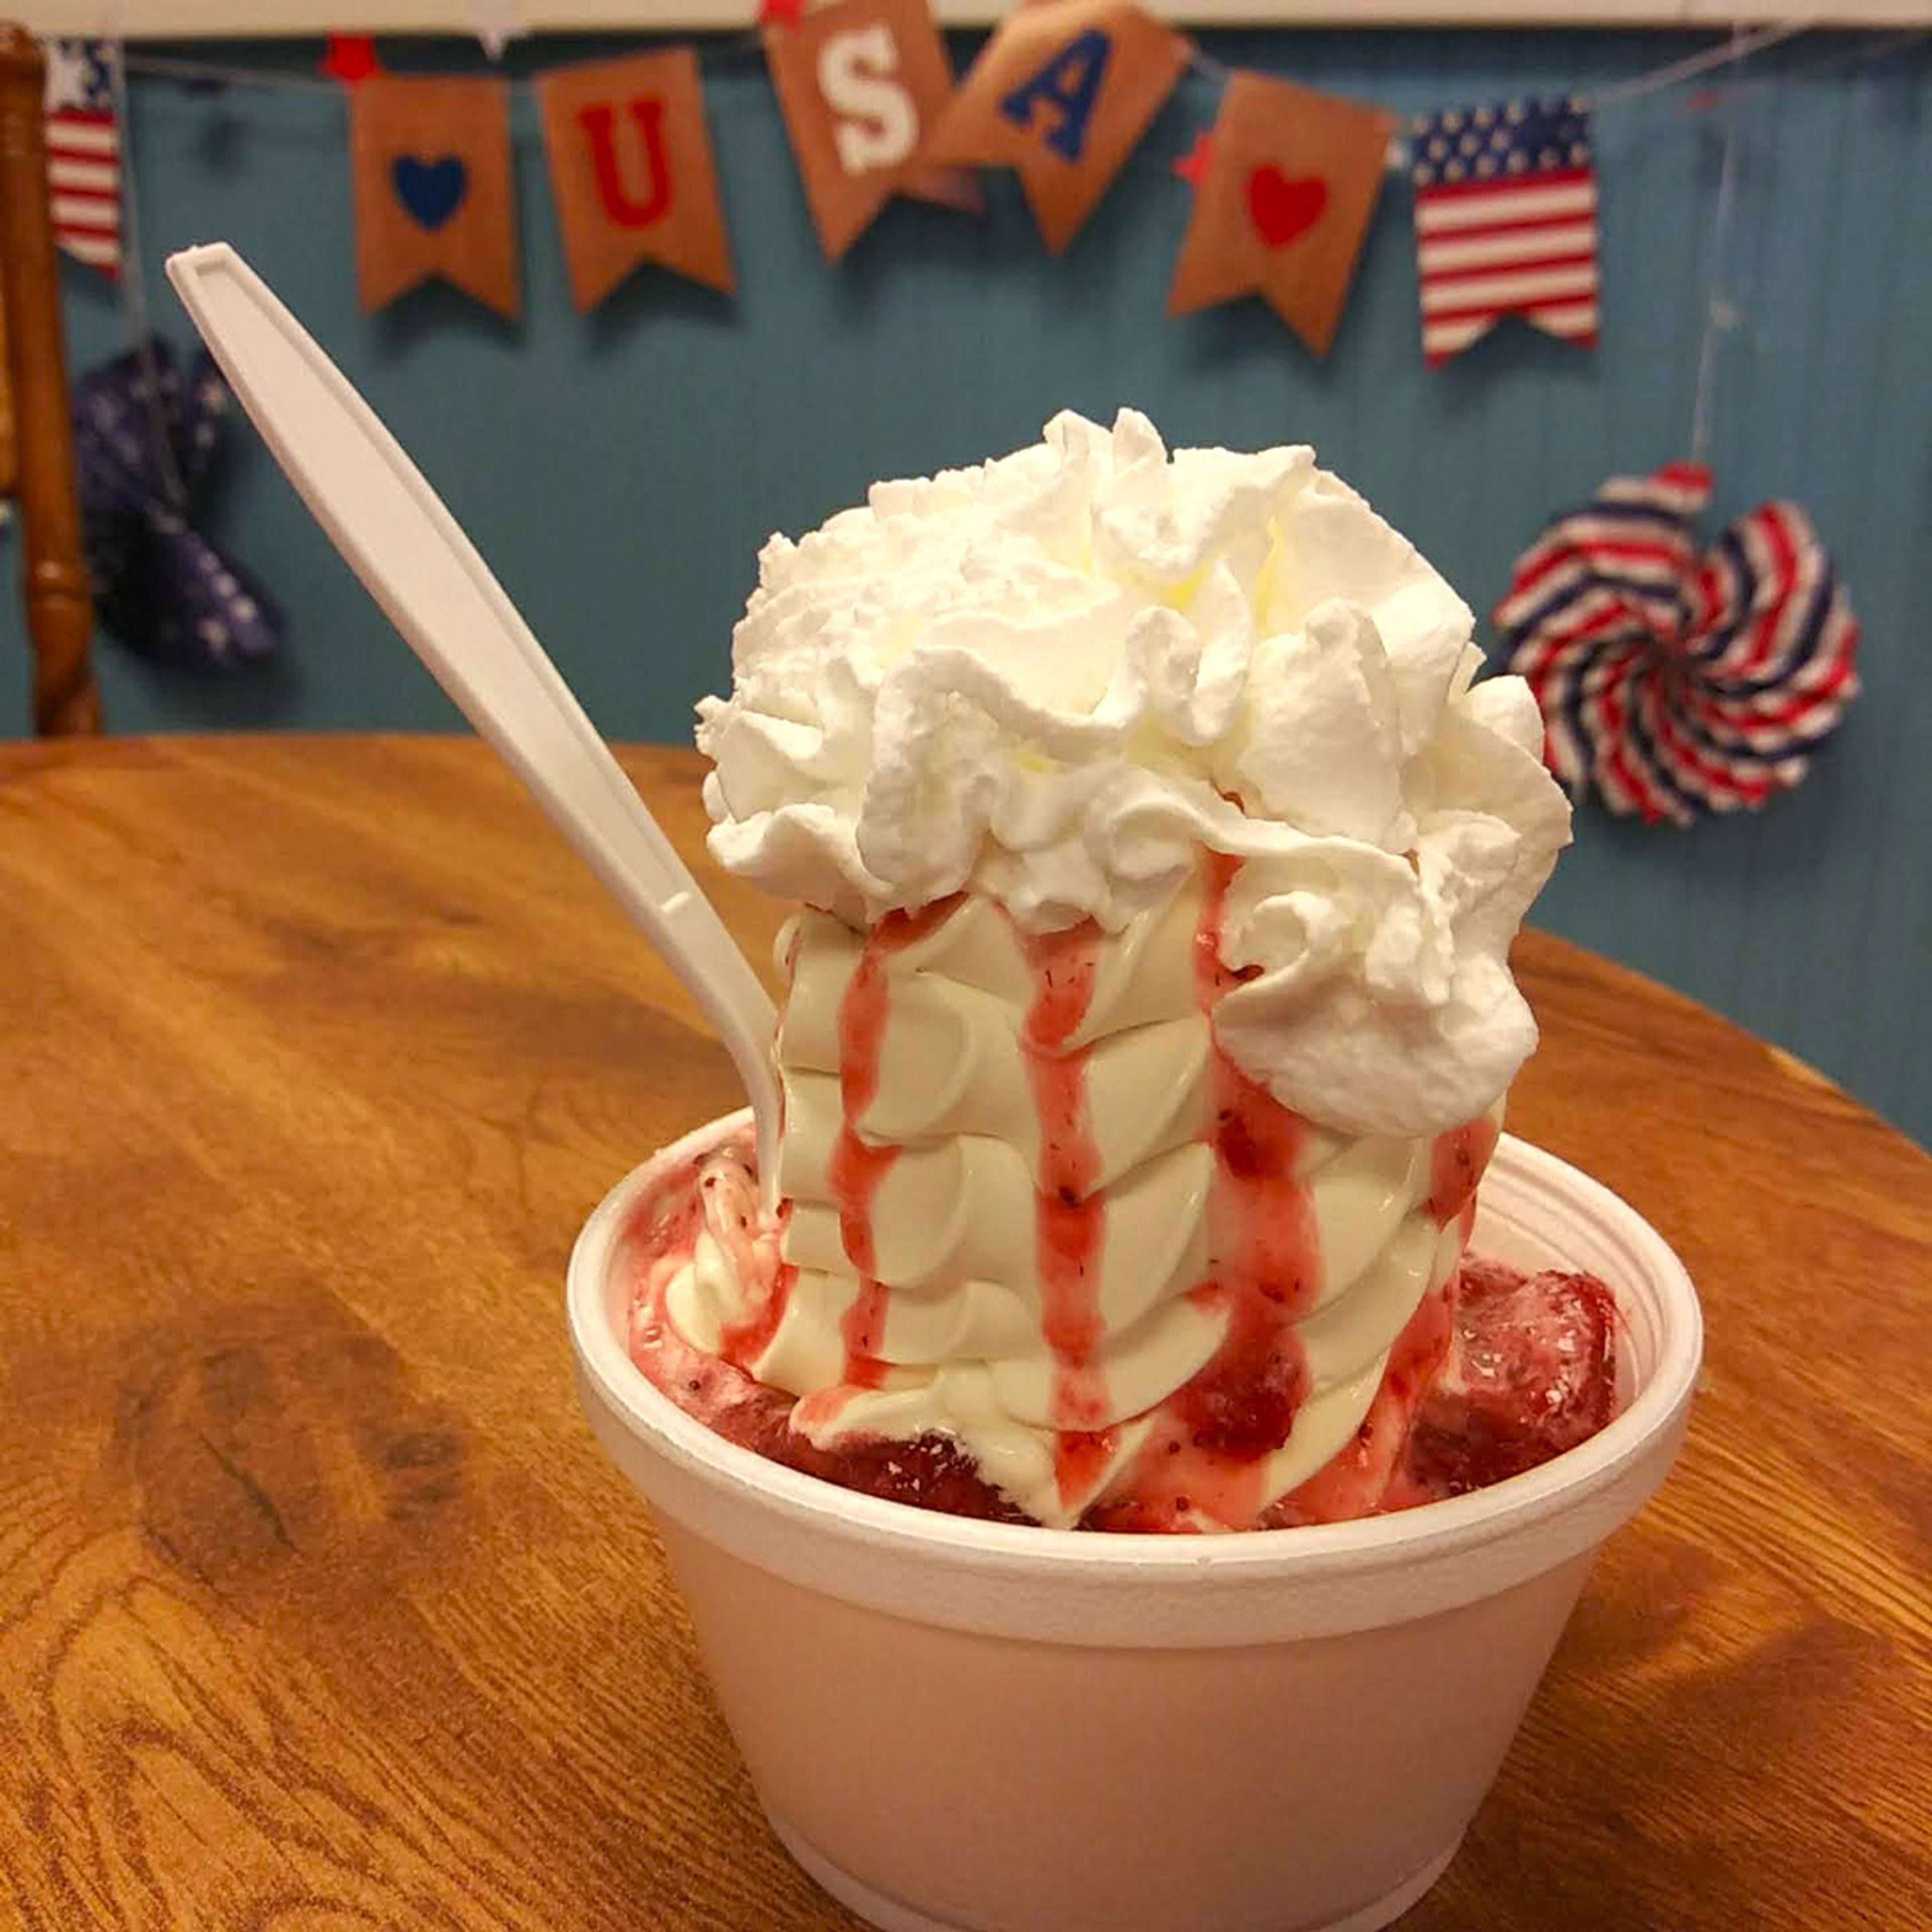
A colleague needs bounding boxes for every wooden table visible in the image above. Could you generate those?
[3,735,1926,1932]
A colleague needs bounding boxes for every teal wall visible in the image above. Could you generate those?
[9,30,1930,1149]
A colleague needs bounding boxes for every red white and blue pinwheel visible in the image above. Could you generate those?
[1493,462,1860,827]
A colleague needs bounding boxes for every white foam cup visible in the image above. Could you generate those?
[569,1110,1701,1932]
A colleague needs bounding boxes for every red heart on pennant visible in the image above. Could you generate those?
[1247,166,1328,248]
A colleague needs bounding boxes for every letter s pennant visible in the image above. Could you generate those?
[764,0,981,262]
[920,0,1189,255]
[537,49,734,310]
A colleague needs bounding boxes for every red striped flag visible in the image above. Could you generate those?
[42,38,122,280]
[1411,96,1597,368]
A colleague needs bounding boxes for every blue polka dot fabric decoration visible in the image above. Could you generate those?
[72,339,284,671]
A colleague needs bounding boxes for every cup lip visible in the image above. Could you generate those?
[568,1108,1703,1581]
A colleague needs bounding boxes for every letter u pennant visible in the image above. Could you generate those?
[764,0,979,262]
[923,0,1189,255]
[537,49,734,310]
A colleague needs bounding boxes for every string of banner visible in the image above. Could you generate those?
[42,6,1920,371]
[41,4,1903,823]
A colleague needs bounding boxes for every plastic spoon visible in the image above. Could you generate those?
[166,242,781,1199]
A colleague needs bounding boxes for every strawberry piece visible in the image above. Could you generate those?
[787,1431,1034,1523]
[631,1277,1031,1523]
[1401,1256,1620,1501]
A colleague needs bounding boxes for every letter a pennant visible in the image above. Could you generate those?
[536,50,734,311]
[921,0,1189,255]
[764,0,978,262]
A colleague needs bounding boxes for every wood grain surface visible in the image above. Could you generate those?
[1,735,1926,1932]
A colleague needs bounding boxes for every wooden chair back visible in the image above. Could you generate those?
[0,24,98,735]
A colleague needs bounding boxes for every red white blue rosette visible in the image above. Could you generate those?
[1493,462,1860,826]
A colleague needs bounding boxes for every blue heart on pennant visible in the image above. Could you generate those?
[391,155,468,231]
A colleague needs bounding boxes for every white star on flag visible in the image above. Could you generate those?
[43,37,93,111]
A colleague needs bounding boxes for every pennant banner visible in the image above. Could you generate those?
[922,0,1189,256]
[537,50,734,311]
[764,0,978,261]
[1167,75,1392,359]
[1412,95,1600,368]
[350,76,518,318]
[71,26,1684,369]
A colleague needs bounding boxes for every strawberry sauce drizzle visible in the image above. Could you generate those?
[1088,855,1324,1531]
[1428,1113,1501,1228]
[715,1222,796,1371]
[1263,1278,1456,1528]
[1208,1053,1320,1321]
[658,1145,794,1375]
[1183,859,1318,1445]
[830,1138,896,1391]
[829,899,960,1389]
[716,968,800,1373]
[1018,920,1116,1501]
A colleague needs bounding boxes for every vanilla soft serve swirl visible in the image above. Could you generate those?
[680,410,1572,1528]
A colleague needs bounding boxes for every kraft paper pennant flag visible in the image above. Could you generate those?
[764,0,980,260]
[1168,74,1395,358]
[537,49,734,310]
[350,77,519,318]
[921,0,1190,256]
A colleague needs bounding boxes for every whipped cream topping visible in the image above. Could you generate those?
[663,880,1491,1531]
[697,408,1570,1140]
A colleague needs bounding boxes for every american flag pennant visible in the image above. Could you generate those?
[1411,95,1598,368]
[42,38,122,279]
[1494,464,1861,827]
